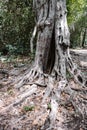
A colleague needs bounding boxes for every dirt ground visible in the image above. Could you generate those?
[0,52,87,130]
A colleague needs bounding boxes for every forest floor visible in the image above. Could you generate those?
[0,49,87,130]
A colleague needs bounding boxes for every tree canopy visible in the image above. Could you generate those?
[0,0,34,55]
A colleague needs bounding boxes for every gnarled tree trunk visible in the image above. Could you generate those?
[27,0,86,86]
[29,0,69,79]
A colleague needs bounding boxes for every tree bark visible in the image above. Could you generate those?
[53,0,70,79]
[30,0,86,86]
[32,0,70,77]
[34,0,56,72]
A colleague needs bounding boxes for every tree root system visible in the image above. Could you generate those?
[0,64,87,130]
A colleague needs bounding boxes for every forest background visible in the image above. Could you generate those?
[0,0,87,57]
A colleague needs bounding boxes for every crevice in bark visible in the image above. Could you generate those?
[46,25,55,73]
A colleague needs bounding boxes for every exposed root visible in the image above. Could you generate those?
[25,67,43,81]
[14,66,46,89]
[0,84,37,113]
[41,73,86,129]
[13,84,37,106]
[47,95,58,130]
[0,61,87,130]
[42,76,68,129]
[66,48,87,87]
[42,76,54,103]
[34,74,47,87]
[0,73,87,130]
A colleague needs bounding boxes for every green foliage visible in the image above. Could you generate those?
[67,0,87,48]
[23,105,34,112]
[5,44,17,54]
[0,0,35,55]
[67,0,87,25]
[8,89,14,95]
[47,103,51,110]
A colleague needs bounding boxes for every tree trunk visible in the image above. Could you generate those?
[34,0,56,72]
[29,0,86,86]
[32,0,70,78]
[53,0,70,79]
[82,28,86,48]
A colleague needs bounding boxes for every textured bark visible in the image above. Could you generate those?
[34,0,56,72]
[52,0,70,79]
[32,0,70,78]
